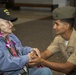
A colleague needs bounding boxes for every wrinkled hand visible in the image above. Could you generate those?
[28,52,37,60]
[32,48,41,57]
[27,48,41,67]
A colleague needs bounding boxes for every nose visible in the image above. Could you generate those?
[53,24,56,29]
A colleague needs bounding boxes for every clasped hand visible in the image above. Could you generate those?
[27,48,42,67]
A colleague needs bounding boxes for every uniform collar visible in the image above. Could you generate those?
[67,28,76,46]
[57,28,76,46]
[70,28,76,40]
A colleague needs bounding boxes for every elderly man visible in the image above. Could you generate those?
[28,6,76,75]
[0,8,52,75]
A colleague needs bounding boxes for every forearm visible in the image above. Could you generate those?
[0,55,29,71]
[41,52,47,59]
[41,49,53,59]
[41,59,74,73]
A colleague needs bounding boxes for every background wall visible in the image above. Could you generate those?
[53,0,68,7]
[70,0,76,7]
[14,0,69,7]
[14,0,53,4]
[14,0,70,11]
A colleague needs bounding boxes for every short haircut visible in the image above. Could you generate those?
[60,18,75,27]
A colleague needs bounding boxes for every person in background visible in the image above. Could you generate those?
[28,6,76,75]
[0,8,52,75]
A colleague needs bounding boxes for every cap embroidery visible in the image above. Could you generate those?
[4,9,10,15]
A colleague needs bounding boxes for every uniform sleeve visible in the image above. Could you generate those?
[47,36,60,54]
[67,51,76,65]
[0,50,30,72]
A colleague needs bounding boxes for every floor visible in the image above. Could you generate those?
[9,8,65,75]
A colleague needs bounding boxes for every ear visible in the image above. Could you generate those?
[64,23,70,30]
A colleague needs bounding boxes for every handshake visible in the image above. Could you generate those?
[27,48,43,67]
[28,48,41,60]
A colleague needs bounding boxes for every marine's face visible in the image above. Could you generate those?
[0,18,13,34]
[53,20,68,35]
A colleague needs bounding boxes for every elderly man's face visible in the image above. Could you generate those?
[53,20,69,35]
[0,18,13,34]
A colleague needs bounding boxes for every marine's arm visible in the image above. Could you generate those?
[41,49,54,59]
[40,59,75,73]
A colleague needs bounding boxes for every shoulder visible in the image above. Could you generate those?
[54,35,63,42]
[73,31,76,37]
[9,33,20,42]
[9,33,17,38]
[70,29,76,40]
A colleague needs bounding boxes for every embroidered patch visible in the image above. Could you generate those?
[4,9,10,15]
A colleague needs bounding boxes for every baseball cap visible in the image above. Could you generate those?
[0,8,18,22]
[52,6,76,20]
